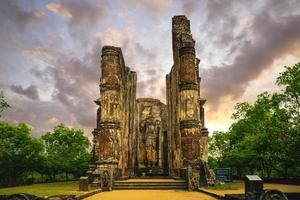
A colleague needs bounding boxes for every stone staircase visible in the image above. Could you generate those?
[113,178,188,190]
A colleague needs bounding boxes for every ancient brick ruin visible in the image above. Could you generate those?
[88,15,212,190]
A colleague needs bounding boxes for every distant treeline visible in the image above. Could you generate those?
[0,123,90,187]
[208,63,300,179]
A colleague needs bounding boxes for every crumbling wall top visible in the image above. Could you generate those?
[172,15,190,34]
[102,46,121,56]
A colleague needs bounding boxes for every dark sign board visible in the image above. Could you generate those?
[215,168,231,182]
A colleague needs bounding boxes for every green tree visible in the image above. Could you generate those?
[229,92,291,178]
[275,63,300,176]
[0,122,43,186]
[276,63,300,124]
[0,91,10,118]
[208,131,229,169]
[41,124,90,181]
[209,63,300,178]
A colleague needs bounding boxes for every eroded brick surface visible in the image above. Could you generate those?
[91,16,209,181]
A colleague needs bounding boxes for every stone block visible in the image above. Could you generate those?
[245,175,263,195]
[79,176,89,191]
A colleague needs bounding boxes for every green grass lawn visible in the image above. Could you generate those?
[207,182,242,190]
[0,181,90,197]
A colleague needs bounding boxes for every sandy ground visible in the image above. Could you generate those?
[85,190,216,200]
[202,183,300,196]
[85,182,300,199]
[115,179,184,182]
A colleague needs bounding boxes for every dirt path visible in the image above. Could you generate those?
[85,190,216,200]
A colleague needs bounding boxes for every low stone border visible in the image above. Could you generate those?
[198,188,223,199]
[76,189,102,200]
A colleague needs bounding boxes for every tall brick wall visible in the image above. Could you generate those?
[92,15,208,179]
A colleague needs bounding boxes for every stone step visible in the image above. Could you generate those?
[130,175,172,179]
[113,178,188,190]
[114,182,186,186]
[113,185,188,190]
[91,181,100,187]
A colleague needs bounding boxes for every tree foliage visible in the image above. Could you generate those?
[0,122,43,186]
[209,63,300,178]
[41,124,91,180]
[0,122,91,186]
[276,63,300,124]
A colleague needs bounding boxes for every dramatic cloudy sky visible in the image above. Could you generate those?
[1,0,300,138]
